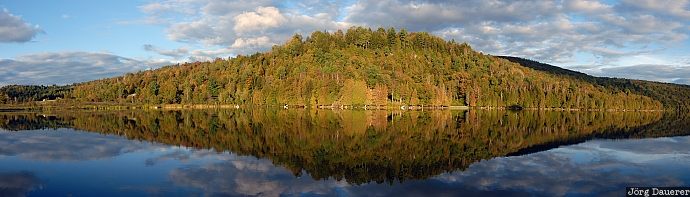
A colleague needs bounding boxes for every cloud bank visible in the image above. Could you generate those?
[599,64,690,84]
[137,0,690,61]
[0,9,42,43]
[0,52,171,86]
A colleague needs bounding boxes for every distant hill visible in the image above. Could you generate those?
[0,85,71,103]
[496,56,589,78]
[3,27,690,110]
[497,56,690,110]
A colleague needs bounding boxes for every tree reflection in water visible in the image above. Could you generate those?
[0,109,687,184]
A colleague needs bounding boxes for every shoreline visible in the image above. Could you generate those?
[0,103,667,112]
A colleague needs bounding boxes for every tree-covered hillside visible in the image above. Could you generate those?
[498,56,690,110]
[0,85,72,104]
[65,27,669,110]
[6,27,689,110]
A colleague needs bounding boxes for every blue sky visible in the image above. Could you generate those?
[1,1,179,59]
[1,0,689,85]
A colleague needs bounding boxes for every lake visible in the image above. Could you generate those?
[0,109,688,196]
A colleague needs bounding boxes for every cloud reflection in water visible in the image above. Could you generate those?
[168,136,690,197]
[0,128,162,161]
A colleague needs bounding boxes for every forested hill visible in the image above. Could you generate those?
[497,56,690,110]
[3,27,689,110]
[0,85,71,103]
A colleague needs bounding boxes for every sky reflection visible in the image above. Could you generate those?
[428,137,690,196]
[164,135,690,196]
[0,128,688,196]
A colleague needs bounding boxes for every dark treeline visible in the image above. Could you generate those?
[2,109,687,184]
[499,56,690,111]
[60,27,671,110]
[0,85,72,104]
[0,114,72,130]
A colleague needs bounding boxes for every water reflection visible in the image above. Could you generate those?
[0,110,688,184]
[427,137,690,196]
[169,157,348,196]
[0,109,688,196]
[0,129,158,161]
[161,137,690,196]
[0,171,41,197]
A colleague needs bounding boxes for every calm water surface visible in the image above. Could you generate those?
[0,109,688,196]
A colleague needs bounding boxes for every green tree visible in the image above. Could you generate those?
[208,78,220,101]
[339,79,368,106]
[147,81,160,104]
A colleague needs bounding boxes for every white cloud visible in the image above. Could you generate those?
[167,19,225,44]
[565,0,612,13]
[142,43,242,62]
[233,6,286,34]
[620,0,690,19]
[140,0,349,57]
[0,9,42,43]
[344,0,558,30]
[0,52,171,86]
[143,44,189,58]
[231,36,272,50]
[598,64,690,84]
